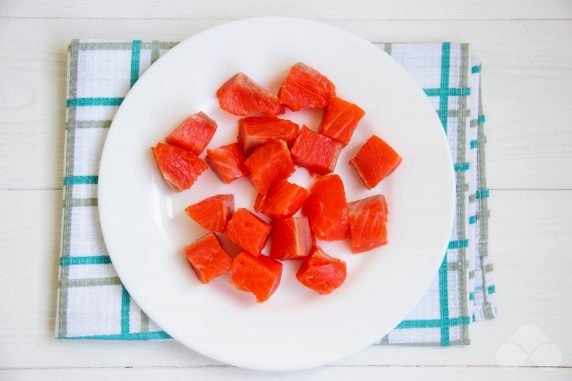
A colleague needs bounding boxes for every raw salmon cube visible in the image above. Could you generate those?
[252,193,266,213]
[152,142,208,192]
[270,217,313,260]
[238,116,299,155]
[216,73,284,116]
[302,174,349,241]
[350,135,402,189]
[166,111,217,155]
[226,208,271,256]
[184,233,232,284]
[319,96,365,145]
[278,62,336,111]
[256,181,309,219]
[207,143,248,184]
[230,251,283,302]
[290,126,343,175]
[296,246,347,294]
[244,140,295,195]
[348,195,388,253]
[253,192,266,213]
[185,194,234,233]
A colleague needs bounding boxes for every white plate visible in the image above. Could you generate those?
[99,17,455,371]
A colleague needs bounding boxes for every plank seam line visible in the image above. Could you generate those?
[1,365,571,370]
[0,16,571,21]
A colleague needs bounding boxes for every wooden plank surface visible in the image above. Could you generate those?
[1,0,571,20]
[0,19,571,190]
[1,1,571,378]
[1,189,570,369]
[2,366,571,381]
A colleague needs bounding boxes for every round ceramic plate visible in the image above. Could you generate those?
[99,17,455,371]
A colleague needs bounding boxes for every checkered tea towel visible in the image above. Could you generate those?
[56,40,496,345]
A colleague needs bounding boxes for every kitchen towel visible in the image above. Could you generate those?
[56,40,496,345]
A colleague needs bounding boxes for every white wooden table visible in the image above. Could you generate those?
[1,1,571,379]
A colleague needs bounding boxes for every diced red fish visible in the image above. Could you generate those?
[207,143,248,184]
[230,251,283,302]
[348,195,388,253]
[185,194,234,233]
[253,192,266,213]
[296,246,347,294]
[278,62,336,111]
[184,233,232,284]
[350,135,402,189]
[244,140,295,195]
[302,174,349,241]
[290,126,343,175]
[319,96,365,145]
[216,73,284,116]
[226,208,271,256]
[152,142,208,192]
[256,181,309,219]
[165,111,217,155]
[270,217,313,260]
[238,116,299,155]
